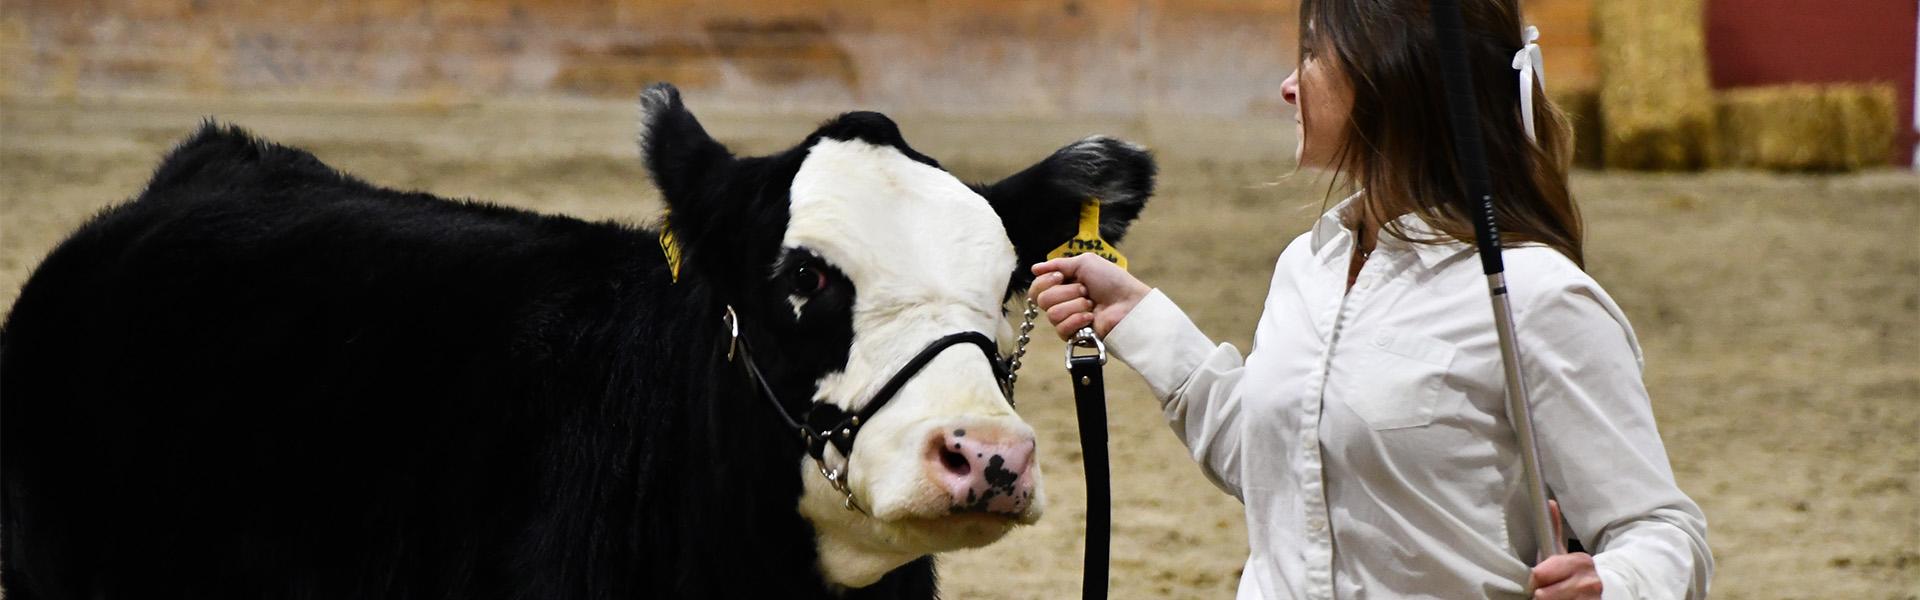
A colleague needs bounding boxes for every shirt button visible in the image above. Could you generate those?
[1373,333,1391,347]
[1307,516,1327,531]
[1357,278,1372,290]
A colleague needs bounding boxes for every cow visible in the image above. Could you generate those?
[0,83,1154,599]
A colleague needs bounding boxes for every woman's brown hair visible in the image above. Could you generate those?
[1302,0,1583,267]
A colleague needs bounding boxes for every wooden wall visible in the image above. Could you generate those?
[1,0,1600,117]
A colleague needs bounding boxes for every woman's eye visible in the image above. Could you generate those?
[791,265,827,295]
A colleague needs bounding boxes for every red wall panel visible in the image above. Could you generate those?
[1706,0,1918,165]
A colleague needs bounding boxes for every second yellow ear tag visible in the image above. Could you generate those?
[1046,199,1128,270]
[658,213,684,283]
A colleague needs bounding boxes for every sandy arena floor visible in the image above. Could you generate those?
[2,97,1915,599]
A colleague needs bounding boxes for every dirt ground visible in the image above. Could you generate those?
[2,97,1915,599]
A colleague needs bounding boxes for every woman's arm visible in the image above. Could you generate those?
[1032,254,1251,498]
[1519,279,1713,600]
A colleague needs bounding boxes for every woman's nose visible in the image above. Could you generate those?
[1281,69,1300,106]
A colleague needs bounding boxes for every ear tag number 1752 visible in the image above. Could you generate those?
[1046,199,1128,271]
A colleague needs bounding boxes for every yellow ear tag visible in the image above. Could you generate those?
[1046,199,1128,270]
[658,214,684,283]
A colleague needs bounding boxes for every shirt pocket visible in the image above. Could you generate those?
[1341,328,1458,430]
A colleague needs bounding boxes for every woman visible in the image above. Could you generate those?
[1028,1,1712,598]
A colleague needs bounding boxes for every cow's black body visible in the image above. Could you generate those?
[3,82,1157,599]
[0,124,932,599]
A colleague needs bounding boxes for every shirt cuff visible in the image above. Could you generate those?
[1105,289,1217,401]
[1594,554,1635,600]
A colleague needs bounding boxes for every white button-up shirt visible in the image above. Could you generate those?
[1106,200,1712,599]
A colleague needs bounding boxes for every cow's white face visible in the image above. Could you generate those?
[637,83,1154,590]
[784,138,1040,585]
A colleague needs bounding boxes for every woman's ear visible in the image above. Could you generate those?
[976,136,1157,291]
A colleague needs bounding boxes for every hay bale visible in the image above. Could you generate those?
[1549,87,1604,169]
[1593,0,1716,170]
[1715,84,1899,172]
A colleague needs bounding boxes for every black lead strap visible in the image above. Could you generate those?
[1067,329,1111,600]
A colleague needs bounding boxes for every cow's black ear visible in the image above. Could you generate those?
[638,82,734,212]
[976,136,1157,291]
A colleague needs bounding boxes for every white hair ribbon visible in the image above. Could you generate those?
[1511,25,1545,142]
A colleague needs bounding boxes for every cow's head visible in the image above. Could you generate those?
[638,83,1153,587]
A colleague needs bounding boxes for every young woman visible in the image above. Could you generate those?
[1028,1,1712,598]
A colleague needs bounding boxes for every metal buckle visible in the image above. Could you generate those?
[722,305,740,362]
[819,463,845,491]
[1066,326,1107,367]
[817,460,865,513]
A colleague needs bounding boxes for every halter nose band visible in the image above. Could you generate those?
[803,331,1009,462]
[723,305,1019,514]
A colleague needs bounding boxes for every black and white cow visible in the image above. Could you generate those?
[0,83,1153,599]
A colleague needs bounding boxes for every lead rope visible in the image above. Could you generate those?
[1038,198,1125,599]
[1000,298,1109,600]
[1066,326,1111,600]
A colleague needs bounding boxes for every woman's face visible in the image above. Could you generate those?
[1282,36,1352,171]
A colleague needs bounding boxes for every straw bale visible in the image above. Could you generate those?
[1593,0,1716,170]
[1715,84,1899,172]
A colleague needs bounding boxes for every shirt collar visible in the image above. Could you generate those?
[1392,212,1473,269]
[1306,190,1471,270]
[1308,190,1363,258]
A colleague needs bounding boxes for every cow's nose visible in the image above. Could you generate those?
[928,425,1036,515]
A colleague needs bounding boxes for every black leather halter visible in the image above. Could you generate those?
[722,307,1015,466]
[800,332,1010,461]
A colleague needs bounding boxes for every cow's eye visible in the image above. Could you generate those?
[791,265,828,296]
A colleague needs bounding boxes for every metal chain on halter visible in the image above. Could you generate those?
[1001,297,1040,409]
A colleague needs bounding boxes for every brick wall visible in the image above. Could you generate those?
[0,0,1597,116]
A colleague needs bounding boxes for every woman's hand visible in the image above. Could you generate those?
[1028,253,1151,341]
[1531,553,1602,599]
[1530,500,1602,599]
